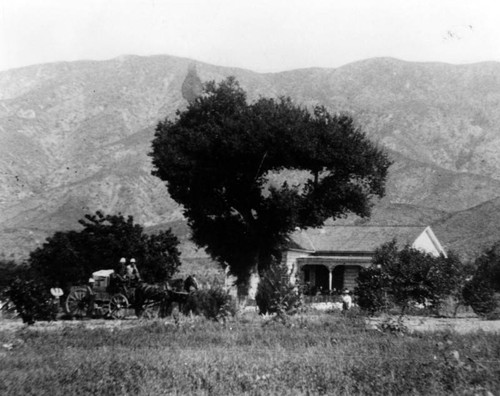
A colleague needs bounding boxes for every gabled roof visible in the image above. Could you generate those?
[289,225,434,253]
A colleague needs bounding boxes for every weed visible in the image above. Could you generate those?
[376,316,408,336]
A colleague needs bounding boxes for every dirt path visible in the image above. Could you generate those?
[1,314,500,334]
[366,315,500,334]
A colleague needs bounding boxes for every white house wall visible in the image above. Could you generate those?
[283,250,312,286]
[411,228,444,257]
[344,266,360,291]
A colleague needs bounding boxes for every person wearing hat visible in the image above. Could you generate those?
[341,288,352,312]
[109,258,128,294]
[126,258,141,285]
[118,257,127,277]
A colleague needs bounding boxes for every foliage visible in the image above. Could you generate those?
[255,258,302,316]
[473,244,500,292]
[463,244,500,318]
[0,260,33,293]
[462,279,497,318]
[355,265,390,315]
[426,252,465,311]
[5,278,58,324]
[376,316,408,335]
[29,211,181,289]
[151,77,391,290]
[356,240,466,315]
[183,287,236,321]
[1,316,499,395]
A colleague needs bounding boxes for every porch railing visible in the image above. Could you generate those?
[303,294,341,304]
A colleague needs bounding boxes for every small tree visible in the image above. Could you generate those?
[355,266,390,315]
[30,211,181,288]
[426,252,464,313]
[462,278,497,318]
[255,258,302,317]
[463,244,500,318]
[0,260,33,293]
[357,240,465,315]
[6,278,58,324]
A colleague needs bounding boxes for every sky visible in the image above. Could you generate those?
[1,0,500,73]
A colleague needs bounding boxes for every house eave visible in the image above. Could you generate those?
[313,250,374,257]
[287,247,315,254]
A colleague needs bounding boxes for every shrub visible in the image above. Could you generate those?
[6,278,58,324]
[376,316,408,335]
[0,260,33,293]
[357,240,466,315]
[182,287,236,321]
[426,252,465,314]
[255,260,302,316]
[355,266,390,315]
[462,245,500,319]
[462,279,497,318]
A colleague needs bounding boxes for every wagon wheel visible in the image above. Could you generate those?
[65,289,90,318]
[108,293,129,319]
[141,300,161,319]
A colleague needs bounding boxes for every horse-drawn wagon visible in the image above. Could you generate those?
[64,270,199,319]
[64,269,133,319]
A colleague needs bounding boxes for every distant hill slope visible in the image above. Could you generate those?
[432,197,500,261]
[1,55,500,260]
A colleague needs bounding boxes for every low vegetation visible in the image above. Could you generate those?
[183,287,237,321]
[255,259,302,317]
[4,279,58,325]
[356,241,473,316]
[1,313,499,395]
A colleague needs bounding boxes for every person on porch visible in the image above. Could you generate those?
[341,289,352,311]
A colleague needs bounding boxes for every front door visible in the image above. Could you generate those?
[331,266,344,293]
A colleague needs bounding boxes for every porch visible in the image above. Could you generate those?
[296,255,371,295]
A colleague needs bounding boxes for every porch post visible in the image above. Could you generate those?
[328,267,333,292]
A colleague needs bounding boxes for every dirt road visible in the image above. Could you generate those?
[1,314,500,333]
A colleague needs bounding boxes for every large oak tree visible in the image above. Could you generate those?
[151,77,391,294]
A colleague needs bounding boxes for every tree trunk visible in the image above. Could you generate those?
[236,256,261,306]
[247,264,260,301]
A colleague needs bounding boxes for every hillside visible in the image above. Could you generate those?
[1,55,500,260]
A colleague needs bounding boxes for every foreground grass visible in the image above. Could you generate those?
[1,313,499,395]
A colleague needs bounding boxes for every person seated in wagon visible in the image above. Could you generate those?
[126,258,141,285]
[109,258,128,293]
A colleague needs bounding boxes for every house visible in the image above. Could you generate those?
[284,225,446,294]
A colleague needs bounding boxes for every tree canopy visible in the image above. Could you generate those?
[463,243,500,317]
[151,77,391,289]
[29,211,181,289]
[356,240,465,315]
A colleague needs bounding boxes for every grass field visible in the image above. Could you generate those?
[1,312,499,395]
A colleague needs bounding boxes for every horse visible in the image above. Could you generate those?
[134,275,199,318]
[184,275,199,293]
[133,282,170,318]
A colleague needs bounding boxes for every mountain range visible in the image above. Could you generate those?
[1,55,500,262]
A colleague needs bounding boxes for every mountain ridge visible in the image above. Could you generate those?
[1,54,500,261]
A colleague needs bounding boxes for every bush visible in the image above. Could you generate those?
[356,241,466,315]
[355,266,390,315]
[6,278,58,324]
[462,279,498,318]
[0,260,33,293]
[462,245,500,319]
[255,260,302,316]
[182,287,236,321]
